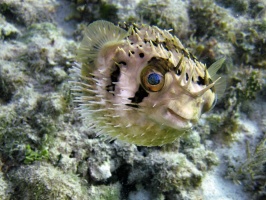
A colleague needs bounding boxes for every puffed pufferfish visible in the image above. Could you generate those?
[72,20,226,146]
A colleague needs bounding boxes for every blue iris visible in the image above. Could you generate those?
[147,73,161,85]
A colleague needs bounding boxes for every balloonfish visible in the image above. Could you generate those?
[72,20,226,146]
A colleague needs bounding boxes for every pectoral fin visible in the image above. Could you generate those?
[208,57,226,98]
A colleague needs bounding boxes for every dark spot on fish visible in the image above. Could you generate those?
[151,40,158,47]
[190,54,197,61]
[139,53,144,58]
[177,69,181,75]
[128,84,149,104]
[106,64,120,93]
[162,42,169,51]
[197,76,205,85]
[131,24,139,34]
[125,104,139,108]
[111,65,120,82]
[186,73,189,81]
[128,50,135,57]
[119,61,127,65]
[181,49,190,59]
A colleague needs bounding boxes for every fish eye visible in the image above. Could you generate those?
[147,73,161,85]
[141,66,165,92]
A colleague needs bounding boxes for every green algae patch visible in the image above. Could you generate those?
[24,144,49,164]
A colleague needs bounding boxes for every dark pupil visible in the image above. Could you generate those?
[147,73,161,85]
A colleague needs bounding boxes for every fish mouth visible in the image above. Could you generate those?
[167,108,189,122]
[165,108,194,129]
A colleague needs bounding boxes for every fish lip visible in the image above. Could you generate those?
[166,108,193,129]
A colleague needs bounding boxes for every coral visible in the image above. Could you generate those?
[0,103,33,163]
[49,129,218,198]
[185,0,266,69]
[0,160,11,199]
[0,0,58,26]
[233,69,263,101]
[0,85,59,165]
[186,0,237,65]
[20,22,75,72]
[188,0,233,38]
[233,19,266,68]
[0,14,20,39]
[98,2,119,22]
[88,183,121,200]
[0,61,26,103]
[72,0,119,23]
[205,1,266,68]
[128,184,164,200]
[141,152,203,191]
[8,162,88,199]
[136,0,190,37]
[215,0,249,14]
[215,0,266,18]
[0,7,75,169]
[112,132,218,198]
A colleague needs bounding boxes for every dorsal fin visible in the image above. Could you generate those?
[77,20,129,65]
[208,57,226,99]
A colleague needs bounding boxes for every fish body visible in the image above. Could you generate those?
[72,20,225,146]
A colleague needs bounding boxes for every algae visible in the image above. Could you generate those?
[225,136,266,199]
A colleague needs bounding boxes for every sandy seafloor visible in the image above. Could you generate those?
[0,0,266,199]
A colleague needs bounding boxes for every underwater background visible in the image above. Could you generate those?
[0,0,265,199]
